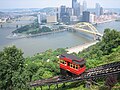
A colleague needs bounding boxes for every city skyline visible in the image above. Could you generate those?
[0,0,120,9]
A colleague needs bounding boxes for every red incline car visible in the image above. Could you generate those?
[59,54,86,76]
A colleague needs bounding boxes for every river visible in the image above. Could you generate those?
[0,20,120,56]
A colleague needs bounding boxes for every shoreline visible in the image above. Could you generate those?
[6,18,116,39]
[94,19,116,24]
[67,40,99,54]
[6,29,68,39]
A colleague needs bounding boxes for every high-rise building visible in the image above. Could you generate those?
[60,5,66,19]
[60,5,70,24]
[47,16,57,23]
[56,8,60,22]
[37,13,47,24]
[89,14,95,23]
[37,13,41,24]
[66,7,73,16]
[61,13,70,24]
[73,2,80,17]
[72,0,77,8]
[82,11,90,22]
[83,0,87,11]
[80,5,83,15]
[72,0,79,16]
[100,7,104,15]
[70,16,78,21]
[96,3,101,16]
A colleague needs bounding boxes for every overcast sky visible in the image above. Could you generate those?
[0,0,120,9]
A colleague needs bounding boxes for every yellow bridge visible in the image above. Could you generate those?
[64,22,103,40]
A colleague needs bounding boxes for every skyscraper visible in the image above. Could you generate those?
[66,7,73,16]
[74,2,81,17]
[61,14,70,24]
[60,5,70,24]
[90,14,95,23]
[72,0,77,8]
[96,3,101,16]
[72,0,81,17]
[60,5,66,19]
[100,7,104,15]
[72,0,77,16]
[56,8,60,22]
[37,13,41,24]
[82,11,90,22]
[83,0,87,11]
[80,4,83,15]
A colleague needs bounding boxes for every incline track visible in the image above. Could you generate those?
[30,61,120,87]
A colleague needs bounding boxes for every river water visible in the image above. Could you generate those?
[0,21,120,56]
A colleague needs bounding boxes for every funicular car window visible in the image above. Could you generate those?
[60,60,67,65]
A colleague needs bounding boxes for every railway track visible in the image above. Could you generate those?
[30,61,120,87]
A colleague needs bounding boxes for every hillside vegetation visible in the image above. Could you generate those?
[0,29,120,90]
[77,28,120,69]
[12,19,51,34]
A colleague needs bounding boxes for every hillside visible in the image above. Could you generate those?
[0,29,120,90]
[0,12,9,17]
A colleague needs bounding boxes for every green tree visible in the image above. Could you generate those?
[25,62,39,82]
[40,26,51,32]
[101,29,120,55]
[0,46,28,90]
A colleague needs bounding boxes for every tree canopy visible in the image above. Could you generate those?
[0,46,28,90]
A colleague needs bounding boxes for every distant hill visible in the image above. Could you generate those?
[39,7,56,15]
[0,11,8,17]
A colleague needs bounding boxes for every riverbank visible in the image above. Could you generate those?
[95,19,116,24]
[6,29,68,39]
[67,40,99,54]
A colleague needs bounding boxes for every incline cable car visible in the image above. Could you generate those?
[59,54,86,76]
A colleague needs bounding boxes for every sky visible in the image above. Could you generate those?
[0,0,120,9]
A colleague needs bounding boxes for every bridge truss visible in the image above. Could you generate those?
[68,22,103,40]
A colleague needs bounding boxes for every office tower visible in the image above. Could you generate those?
[66,7,73,16]
[37,13,47,23]
[90,14,95,23]
[96,3,101,16]
[56,8,60,22]
[80,4,83,15]
[47,16,57,23]
[37,13,41,24]
[61,13,70,24]
[60,5,70,24]
[82,11,90,22]
[75,2,81,17]
[60,5,66,19]
[83,0,87,11]
[72,0,77,16]
[72,0,77,8]
[70,16,78,21]
[100,7,104,15]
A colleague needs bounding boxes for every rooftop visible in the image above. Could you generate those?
[60,54,86,65]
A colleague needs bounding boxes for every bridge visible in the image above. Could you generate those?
[64,22,103,40]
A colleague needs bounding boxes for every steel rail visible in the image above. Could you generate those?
[30,61,120,87]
